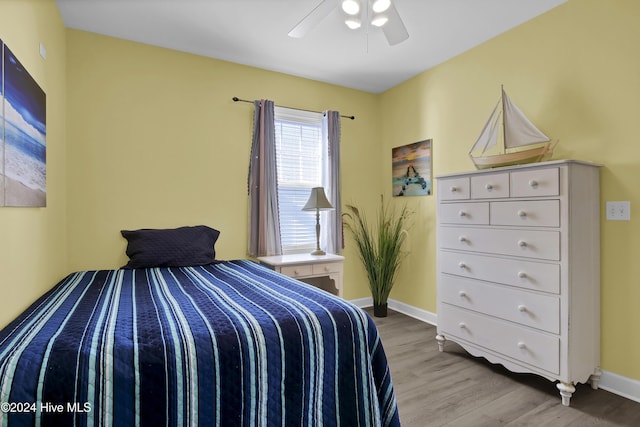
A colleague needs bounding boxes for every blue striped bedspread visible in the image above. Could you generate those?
[0,260,400,426]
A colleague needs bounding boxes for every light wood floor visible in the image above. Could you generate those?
[367,308,640,427]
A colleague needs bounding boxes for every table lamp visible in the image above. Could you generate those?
[302,187,334,255]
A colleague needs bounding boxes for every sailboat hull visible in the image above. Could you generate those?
[470,142,555,170]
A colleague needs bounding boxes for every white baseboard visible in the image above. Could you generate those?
[348,297,437,325]
[387,299,438,326]
[349,296,373,308]
[349,297,640,404]
[599,370,640,403]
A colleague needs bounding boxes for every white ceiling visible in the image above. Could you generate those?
[55,0,567,94]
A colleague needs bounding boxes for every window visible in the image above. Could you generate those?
[274,107,327,254]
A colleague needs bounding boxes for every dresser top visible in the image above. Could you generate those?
[436,159,602,179]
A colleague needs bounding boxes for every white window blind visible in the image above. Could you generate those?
[274,107,325,254]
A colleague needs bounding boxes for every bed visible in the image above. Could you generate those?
[0,252,400,426]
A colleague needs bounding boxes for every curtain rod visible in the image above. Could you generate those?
[232,97,355,120]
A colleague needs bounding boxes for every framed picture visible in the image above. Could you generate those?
[392,139,432,197]
[1,39,47,207]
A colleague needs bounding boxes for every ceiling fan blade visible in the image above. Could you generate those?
[288,0,339,38]
[382,2,409,45]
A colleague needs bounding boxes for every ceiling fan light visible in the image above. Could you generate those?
[372,0,391,13]
[371,13,388,27]
[341,0,360,15]
[345,17,362,29]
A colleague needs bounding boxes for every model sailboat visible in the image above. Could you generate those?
[469,87,557,169]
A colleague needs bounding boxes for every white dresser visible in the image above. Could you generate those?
[435,160,601,406]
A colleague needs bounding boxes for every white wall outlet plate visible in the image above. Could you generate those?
[606,201,631,221]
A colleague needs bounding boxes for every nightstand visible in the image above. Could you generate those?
[257,253,344,297]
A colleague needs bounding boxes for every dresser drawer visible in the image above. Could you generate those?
[439,275,560,333]
[439,227,560,261]
[312,262,342,275]
[511,167,559,197]
[439,304,560,374]
[471,172,509,199]
[439,202,489,225]
[439,251,560,294]
[280,264,313,277]
[438,177,470,200]
[491,200,560,227]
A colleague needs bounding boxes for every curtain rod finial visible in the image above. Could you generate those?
[232,97,239,102]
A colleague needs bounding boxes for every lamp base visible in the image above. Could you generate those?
[310,249,326,256]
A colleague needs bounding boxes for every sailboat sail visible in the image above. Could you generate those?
[485,111,501,154]
[502,89,550,149]
[469,87,556,170]
[470,101,501,154]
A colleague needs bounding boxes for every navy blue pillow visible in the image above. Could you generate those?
[121,225,220,269]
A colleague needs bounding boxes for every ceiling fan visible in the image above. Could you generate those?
[288,0,409,46]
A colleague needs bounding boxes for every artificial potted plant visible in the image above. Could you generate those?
[343,196,412,317]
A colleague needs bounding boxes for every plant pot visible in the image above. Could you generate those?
[373,302,388,318]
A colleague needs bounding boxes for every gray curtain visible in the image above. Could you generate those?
[248,100,282,257]
[323,111,342,254]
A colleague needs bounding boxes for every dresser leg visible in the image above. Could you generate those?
[590,367,602,390]
[436,334,446,352]
[557,381,575,406]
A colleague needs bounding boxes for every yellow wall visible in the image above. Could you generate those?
[0,0,67,327]
[65,30,381,300]
[383,0,640,381]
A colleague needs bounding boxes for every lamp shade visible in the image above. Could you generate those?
[302,187,333,211]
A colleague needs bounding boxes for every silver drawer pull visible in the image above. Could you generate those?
[517,341,527,349]
[458,262,467,269]
[518,304,528,312]
[485,183,493,191]
[528,179,539,188]
[518,240,528,248]
[458,291,467,298]
[458,322,467,329]
[459,236,468,243]
[450,186,458,193]
[518,271,527,279]
[517,210,527,218]
[458,210,467,217]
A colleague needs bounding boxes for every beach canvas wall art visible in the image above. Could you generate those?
[1,40,46,207]
[392,139,432,197]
